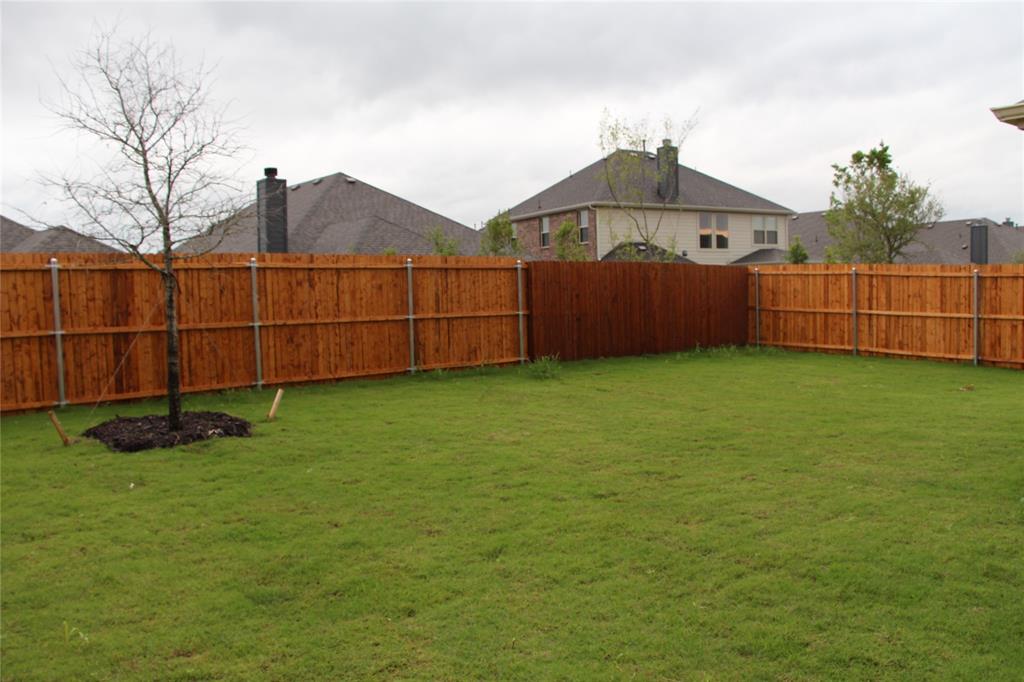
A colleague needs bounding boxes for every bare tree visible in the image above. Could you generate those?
[597,109,698,258]
[44,29,248,430]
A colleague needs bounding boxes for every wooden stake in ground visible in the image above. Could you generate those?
[267,388,284,421]
[47,410,73,446]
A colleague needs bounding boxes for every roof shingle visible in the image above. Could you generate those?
[195,172,480,255]
[509,151,792,218]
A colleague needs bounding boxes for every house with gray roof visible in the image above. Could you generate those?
[193,168,480,256]
[507,140,793,265]
[790,212,1024,264]
[1,215,116,254]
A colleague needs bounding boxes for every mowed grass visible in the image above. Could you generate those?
[2,349,1022,680]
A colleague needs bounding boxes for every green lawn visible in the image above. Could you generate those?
[2,349,1022,680]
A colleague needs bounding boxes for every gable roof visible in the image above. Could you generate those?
[509,151,792,218]
[1,215,35,250]
[790,212,1024,264]
[730,248,789,265]
[600,241,696,263]
[0,215,116,254]
[195,171,480,255]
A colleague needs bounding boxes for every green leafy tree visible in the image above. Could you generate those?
[1012,250,1024,265]
[554,219,589,261]
[824,142,944,263]
[427,227,460,256]
[786,236,809,264]
[479,211,520,256]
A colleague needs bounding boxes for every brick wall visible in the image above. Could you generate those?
[514,208,597,261]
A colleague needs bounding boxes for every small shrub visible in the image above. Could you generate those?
[527,355,561,380]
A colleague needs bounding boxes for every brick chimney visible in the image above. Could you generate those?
[257,167,288,253]
[657,139,679,202]
[970,222,988,264]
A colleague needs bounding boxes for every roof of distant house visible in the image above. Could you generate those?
[192,171,480,255]
[509,150,792,219]
[730,248,789,265]
[1,215,35,250]
[0,215,116,254]
[600,241,696,263]
[790,212,1024,263]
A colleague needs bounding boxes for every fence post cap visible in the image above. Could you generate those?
[406,258,413,265]
[49,257,58,266]
[249,257,257,264]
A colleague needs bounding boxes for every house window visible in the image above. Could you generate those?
[579,210,589,243]
[540,216,550,248]
[753,216,778,245]
[699,212,729,249]
[511,222,518,242]
[716,214,729,248]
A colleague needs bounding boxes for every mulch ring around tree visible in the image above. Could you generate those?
[83,411,252,453]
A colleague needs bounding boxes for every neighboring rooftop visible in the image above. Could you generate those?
[730,248,789,265]
[0,215,116,254]
[509,150,792,218]
[193,171,480,255]
[600,241,696,264]
[790,212,1024,264]
[991,100,1024,130]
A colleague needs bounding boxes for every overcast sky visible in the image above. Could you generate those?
[2,1,1022,231]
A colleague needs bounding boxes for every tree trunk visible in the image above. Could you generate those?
[162,255,183,431]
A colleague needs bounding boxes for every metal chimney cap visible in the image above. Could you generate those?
[264,167,278,178]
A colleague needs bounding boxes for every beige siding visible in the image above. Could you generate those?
[596,208,790,264]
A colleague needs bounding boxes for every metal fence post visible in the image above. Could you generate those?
[754,267,761,348]
[516,260,526,363]
[851,267,858,356]
[973,269,980,366]
[406,258,416,373]
[49,258,67,406]
[250,258,263,388]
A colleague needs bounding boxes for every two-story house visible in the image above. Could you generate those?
[508,140,793,265]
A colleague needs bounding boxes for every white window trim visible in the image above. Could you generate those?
[540,216,550,248]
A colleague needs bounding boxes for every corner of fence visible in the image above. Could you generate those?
[851,266,858,356]
[753,267,760,348]
[249,257,263,388]
[516,259,526,364]
[49,257,67,406]
[406,257,416,373]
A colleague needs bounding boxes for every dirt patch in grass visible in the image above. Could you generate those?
[83,411,251,452]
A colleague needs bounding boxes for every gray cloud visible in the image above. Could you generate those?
[2,2,1021,231]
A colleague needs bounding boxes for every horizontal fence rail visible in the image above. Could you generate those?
[0,252,528,411]
[527,261,749,361]
[3,255,1020,413]
[748,263,1024,368]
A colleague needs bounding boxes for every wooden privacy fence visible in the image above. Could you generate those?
[0,253,527,411]
[749,264,1024,368]
[528,261,749,361]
